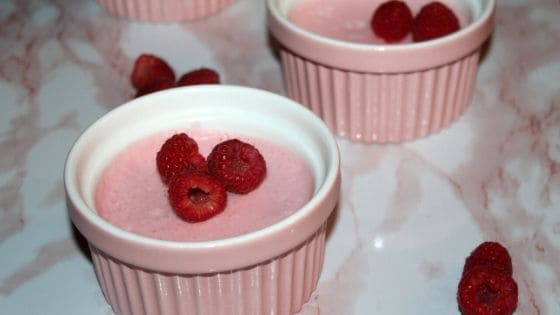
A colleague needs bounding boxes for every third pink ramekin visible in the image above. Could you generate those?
[267,0,496,143]
[97,0,236,22]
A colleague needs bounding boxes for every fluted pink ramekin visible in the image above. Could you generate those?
[97,0,236,22]
[267,0,496,143]
[64,85,340,315]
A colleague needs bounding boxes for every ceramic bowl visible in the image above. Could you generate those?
[64,85,340,315]
[97,0,236,22]
[267,0,496,143]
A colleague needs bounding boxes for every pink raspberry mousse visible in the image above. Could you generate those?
[94,129,315,242]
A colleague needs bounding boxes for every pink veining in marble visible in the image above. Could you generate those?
[184,0,285,94]
[1,0,560,314]
[0,238,76,295]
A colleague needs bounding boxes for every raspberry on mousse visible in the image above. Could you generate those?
[412,1,460,42]
[371,0,413,43]
[157,134,267,222]
[156,133,207,184]
[168,171,227,223]
[207,139,267,194]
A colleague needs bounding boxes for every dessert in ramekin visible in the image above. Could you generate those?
[97,0,236,22]
[64,85,340,315]
[267,0,496,143]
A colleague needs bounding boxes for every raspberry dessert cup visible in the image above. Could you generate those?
[97,0,236,22]
[267,0,496,143]
[64,85,340,315]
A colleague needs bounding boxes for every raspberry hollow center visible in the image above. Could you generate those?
[189,188,210,205]
[233,159,248,172]
[477,283,499,306]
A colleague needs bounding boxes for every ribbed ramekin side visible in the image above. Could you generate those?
[97,0,235,22]
[89,224,327,315]
[280,50,481,143]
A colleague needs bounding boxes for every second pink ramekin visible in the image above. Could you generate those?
[267,0,496,143]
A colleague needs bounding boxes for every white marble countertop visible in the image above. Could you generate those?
[1,0,559,314]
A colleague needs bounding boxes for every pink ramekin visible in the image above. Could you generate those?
[97,0,236,22]
[267,0,496,143]
[64,85,340,315]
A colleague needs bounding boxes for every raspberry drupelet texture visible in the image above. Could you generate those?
[177,68,221,86]
[135,80,175,97]
[131,54,175,93]
[412,1,460,42]
[156,133,207,184]
[463,241,513,277]
[457,266,518,315]
[371,0,413,43]
[207,139,267,194]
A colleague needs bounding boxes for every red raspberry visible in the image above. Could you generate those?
[135,80,175,98]
[156,133,207,184]
[176,68,220,86]
[457,266,518,315]
[207,139,266,194]
[463,242,513,277]
[168,171,227,222]
[412,2,460,42]
[131,54,176,92]
[371,1,413,43]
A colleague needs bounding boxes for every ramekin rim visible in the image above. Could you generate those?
[64,85,340,253]
[267,0,496,52]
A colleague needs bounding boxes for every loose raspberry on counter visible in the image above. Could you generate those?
[370,0,413,43]
[412,1,460,42]
[135,80,176,98]
[463,241,513,277]
[130,54,222,97]
[457,242,518,315]
[131,54,175,92]
[168,171,227,222]
[156,133,207,184]
[176,68,221,86]
[207,139,267,194]
[457,266,518,315]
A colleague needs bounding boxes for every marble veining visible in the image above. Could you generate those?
[1,0,559,314]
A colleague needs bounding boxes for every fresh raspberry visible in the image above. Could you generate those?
[156,133,207,184]
[412,2,460,42]
[463,242,513,277]
[131,54,175,91]
[370,0,413,43]
[135,80,175,98]
[176,68,220,86]
[168,171,227,222]
[457,266,518,315]
[207,139,266,194]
